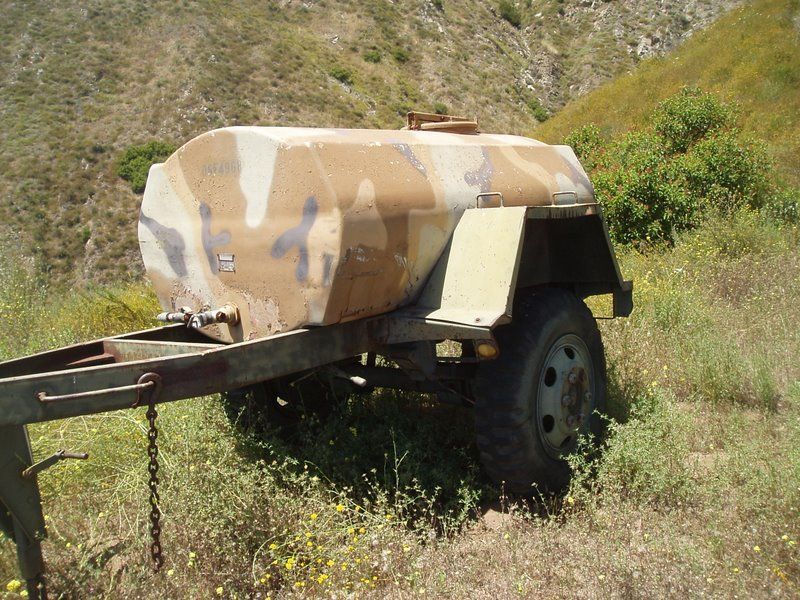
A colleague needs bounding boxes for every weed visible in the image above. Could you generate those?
[117,141,177,194]
[362,49,381,64]
[498,0,523,28]
[329,66,354,86]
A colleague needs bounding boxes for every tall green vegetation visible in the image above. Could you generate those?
[566,88,790,245]
[117,141,177,194]
[498,0,522,27]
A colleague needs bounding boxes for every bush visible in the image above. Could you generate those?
[498,0,522,28]
[763,186,800,224]
[433,102,448,115]
[117,141,176,194]
[329,66,354,86]
[391,46,410,63]
[677,130,770,211]
[594,391,694,506]
[363,49,381,63]
[565,89,779,245]
[526,97,549,122]
[653,87,733,153]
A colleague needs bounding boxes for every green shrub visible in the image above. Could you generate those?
[565,89,778,244]
[433,102,448,115]
[391,46,410,63]
[595,391,694,506]
[592,132,698,244]
[117,141,176,194]
[329,66,354,86]
[363,49,381,63]
[564,124,605,171]
[498,0,522,28]
[677,130,770,211]
[653,87,733,153]
[432,0,444,10]
[763,186,800,224]
[526,97,549,122]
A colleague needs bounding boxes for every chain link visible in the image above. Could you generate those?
[146,397,164,571]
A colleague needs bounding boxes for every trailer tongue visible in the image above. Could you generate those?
[0,311,493,597]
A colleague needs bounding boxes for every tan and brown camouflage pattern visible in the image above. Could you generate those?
[138,126,594,343]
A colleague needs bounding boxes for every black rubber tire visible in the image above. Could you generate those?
[474,288,606,494]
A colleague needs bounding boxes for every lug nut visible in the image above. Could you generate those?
[568,373,577,384]
[561,395,573,407]
[584,391,592,403]
[566,413,584,429]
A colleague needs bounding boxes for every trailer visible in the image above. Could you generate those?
[0,113,631,598]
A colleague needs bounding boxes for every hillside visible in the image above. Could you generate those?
[535,0,800,185]
[0,0,738,283]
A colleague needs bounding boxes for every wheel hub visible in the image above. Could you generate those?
[536,334,594,457]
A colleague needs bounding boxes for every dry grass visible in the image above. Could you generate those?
[1,214,798,598]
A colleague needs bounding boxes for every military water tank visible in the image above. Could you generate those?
[138,121,594,343]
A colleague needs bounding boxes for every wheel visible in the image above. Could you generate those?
[221,371,344,432]
[473,288,606,494]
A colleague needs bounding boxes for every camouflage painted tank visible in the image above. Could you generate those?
[139,125,594,343]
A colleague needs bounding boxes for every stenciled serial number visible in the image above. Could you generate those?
[202,160,242,176]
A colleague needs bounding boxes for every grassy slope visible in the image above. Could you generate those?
[0,0,737,283]
[535,0,800,185]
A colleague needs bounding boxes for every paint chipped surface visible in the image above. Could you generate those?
[139,126,593,343]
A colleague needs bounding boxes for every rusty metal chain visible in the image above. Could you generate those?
[145,396,164,571]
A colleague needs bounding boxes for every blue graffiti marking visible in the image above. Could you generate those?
[464,147,494,192]
[271,196,318,282]
[391,143,427,176]
[140,212,187,277]
[200,202,232,274]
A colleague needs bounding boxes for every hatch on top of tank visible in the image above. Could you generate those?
[402,111,479,134]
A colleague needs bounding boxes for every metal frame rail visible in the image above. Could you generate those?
[0,313,492,598]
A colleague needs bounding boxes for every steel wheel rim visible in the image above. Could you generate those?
[536,333,594,458]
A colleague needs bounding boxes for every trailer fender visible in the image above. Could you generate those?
[409,204,632,329]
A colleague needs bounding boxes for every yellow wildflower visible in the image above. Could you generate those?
[6,580,22,593]
[336,504,346,512]
[310,513,318,521]
[215,586,224,596]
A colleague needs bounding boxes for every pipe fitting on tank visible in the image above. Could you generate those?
[188,304,240,330]
[157,306,195,324]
